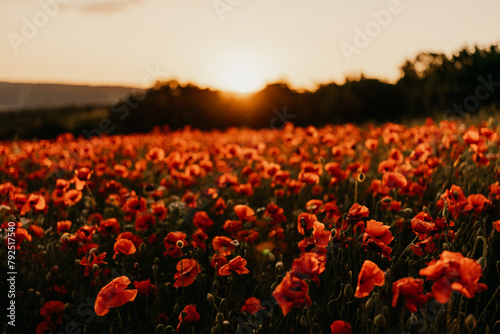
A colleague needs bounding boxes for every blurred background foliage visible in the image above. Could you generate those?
[1,44,499,140]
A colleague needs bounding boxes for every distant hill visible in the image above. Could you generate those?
[0,82,143,111]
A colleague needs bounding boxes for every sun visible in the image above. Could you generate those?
[220,62,264,94]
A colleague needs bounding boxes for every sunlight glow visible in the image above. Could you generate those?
[218,54,265,93]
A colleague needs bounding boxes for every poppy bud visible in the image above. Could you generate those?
[216,313,224,324]
[222,320,230,331]
[154,257,160,265]
[374,314,385,327]
[173,303,180,314]
[442,207,449,218]
[365,298,374,312]
[207,293,215,304]
[343,284,353,298]
[92,264,99,272]
[36,291,41,298]
[403,208,414,215]
[275,261,284,274]
[465,314,476,332]
[46,272,52,281]
[267,251,276,262]
[442,243,450,251]
[139,242,146,253]
[381,197,392,204]
[152,264,158,271]
[330,228,337,239]
[477,257,486,269]
[40,297,46,306]
[300,316,307,327]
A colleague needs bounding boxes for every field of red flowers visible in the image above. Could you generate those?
[1,118,500,334]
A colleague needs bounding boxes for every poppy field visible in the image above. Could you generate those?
[1,118,500,334]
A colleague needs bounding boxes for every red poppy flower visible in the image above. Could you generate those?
[135,213,156,231]
[354,260,385,298]
[219,256,249,276]
[272,272,312,316]
[364,220,393,246]
[29,224,44,238]
[191,229,208,250]
[419,251,487,303]
[234,205,256,222]
[164,231,188,258]
[382,171,407,189]
[297,213,318,235]
[210,253,228,270]
[146,147,165,161]
[411,212,436,238]
[392,277,431,313]
[98,218,121,236]
[94,276,138,316]
[134,279,157,296]
[79,252,107,277]
[40,300,65,324]
[56,220,72,233]
[291,252,325,285]
[36,320,56,334]
[493,220,500,232]
[330,320,352,334]
[64,189,83,206]
[113,239,136,259]
[174,259,200,287]
[346,203,369,224]
[241,297,263,315]
[177,305,200,331]
[463,194,492,214]
[193,211,214,232]
[20,193,46,215]
[212,236,236,256]
[213,197,226,215]
[71,167,92,191]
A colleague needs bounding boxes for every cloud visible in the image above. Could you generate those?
[77,0,144,15]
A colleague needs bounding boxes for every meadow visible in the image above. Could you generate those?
[1,118,499,334]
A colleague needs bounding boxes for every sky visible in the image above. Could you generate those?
[1,0,499,93]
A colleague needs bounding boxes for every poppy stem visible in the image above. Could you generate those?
[475,285,500,329]
[395,236,418,264]
[116,308,125,334]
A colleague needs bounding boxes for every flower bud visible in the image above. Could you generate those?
[173,303,180,314]
[374,314,386,327]
[477,257,487,269]
[465,314,476,332]
[343,284,353,298]
[139,242,147,253]
[207,293,215,304]
[92,264,99,272]
[365,298,374,312]
[154,257,161,265]
[275,261,284,274]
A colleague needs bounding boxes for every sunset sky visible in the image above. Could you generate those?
[1,0,499,93]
